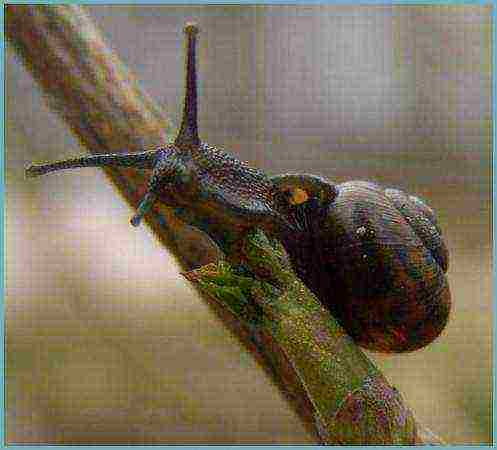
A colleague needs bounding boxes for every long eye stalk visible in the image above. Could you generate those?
[128,23,201,226]
[175,23,200,148]
[25,151,157,178]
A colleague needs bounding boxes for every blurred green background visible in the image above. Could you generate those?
[6,5,492,444]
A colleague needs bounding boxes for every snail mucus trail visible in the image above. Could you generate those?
[25,23,451,353]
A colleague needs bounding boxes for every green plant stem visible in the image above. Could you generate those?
[184,230,445,444]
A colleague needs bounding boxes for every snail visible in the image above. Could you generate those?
[25,23,451,353]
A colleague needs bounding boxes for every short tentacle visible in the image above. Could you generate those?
[130,192,158,227]
[129,148,190,226]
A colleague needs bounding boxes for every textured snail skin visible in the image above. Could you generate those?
[279,180,451,353]
[25,24,451,353]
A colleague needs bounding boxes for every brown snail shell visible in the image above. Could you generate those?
[279,180,451,353]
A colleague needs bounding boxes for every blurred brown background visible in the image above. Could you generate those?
[6,5,492,444]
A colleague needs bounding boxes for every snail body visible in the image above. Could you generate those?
[25,24,451,353]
